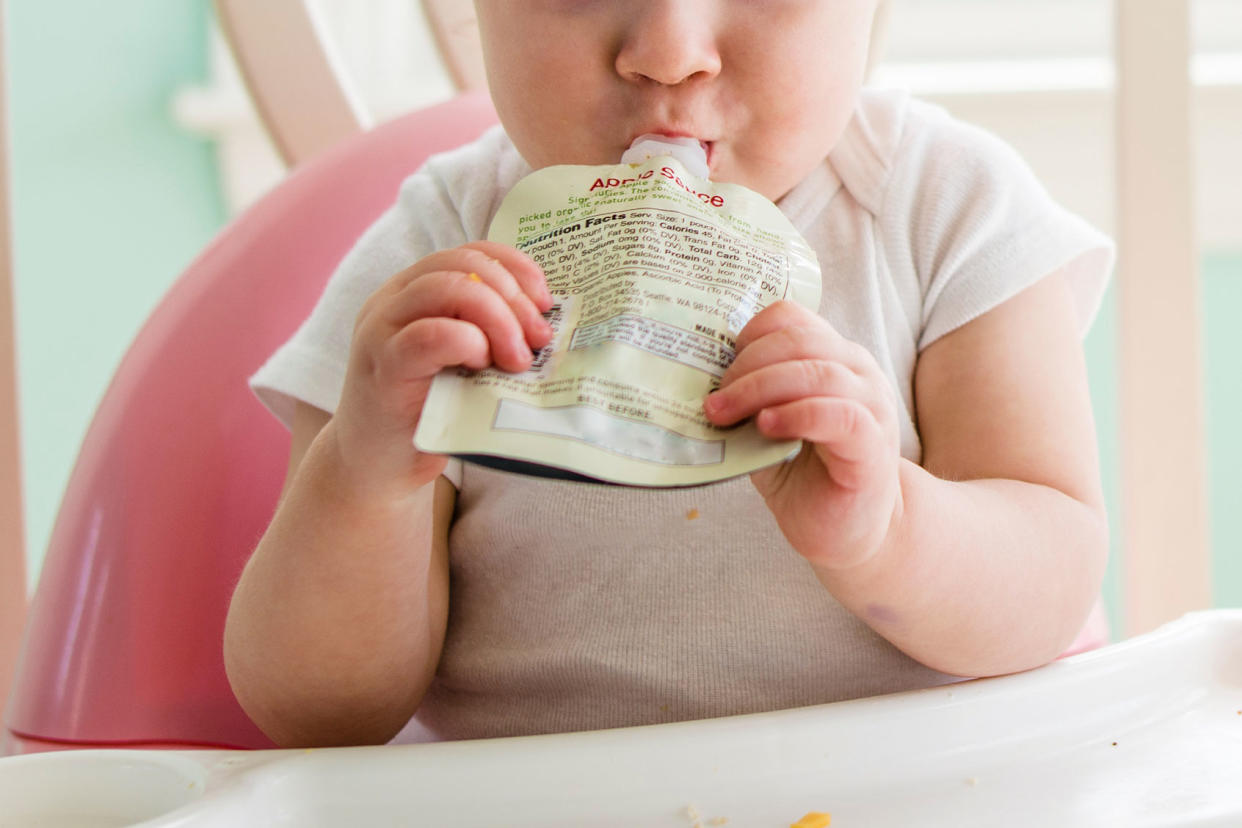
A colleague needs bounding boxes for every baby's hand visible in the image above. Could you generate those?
[332,241,553,494]
[704,301,902,570]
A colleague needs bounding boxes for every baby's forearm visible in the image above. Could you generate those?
[224,424,450,748]
[813,459,1108,678]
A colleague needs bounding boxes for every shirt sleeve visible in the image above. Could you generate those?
[248,174,465,428]
[883,101,1115,352]
[248,126,525,489]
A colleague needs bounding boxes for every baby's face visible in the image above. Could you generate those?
[474,0,879,203]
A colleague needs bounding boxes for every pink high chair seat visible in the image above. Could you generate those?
[2,93,498,754]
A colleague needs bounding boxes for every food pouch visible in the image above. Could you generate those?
[414,137,822,486]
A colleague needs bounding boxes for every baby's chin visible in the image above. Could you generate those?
[717,150,825,201]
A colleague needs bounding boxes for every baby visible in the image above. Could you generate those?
[226,0,1114,747]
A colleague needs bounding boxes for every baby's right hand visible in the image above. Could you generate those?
[331,241,553,494]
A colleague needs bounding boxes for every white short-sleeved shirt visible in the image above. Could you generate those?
[251,89,1114,741]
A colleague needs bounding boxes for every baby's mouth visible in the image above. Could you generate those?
[699,140,715,168]
[622,133,714,178]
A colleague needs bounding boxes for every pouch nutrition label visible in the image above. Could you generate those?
[414,153,822,486]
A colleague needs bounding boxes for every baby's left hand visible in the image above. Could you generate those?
[704,301,903,570]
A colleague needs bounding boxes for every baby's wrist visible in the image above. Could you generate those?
[803,460,911,582]
[315,419,444,508]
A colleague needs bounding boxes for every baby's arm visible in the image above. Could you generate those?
[224,242,552,747]
[706,267,1106,677]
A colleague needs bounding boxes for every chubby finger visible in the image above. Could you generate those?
[755,397,882,465]
[465,241,553,311]
[719,324,840,390]
[385,270,544,373]
[385,316,494,380]
[706,359,865,426]
[414,244,552,348]
[459,242,555,345]
[733,300,837,353]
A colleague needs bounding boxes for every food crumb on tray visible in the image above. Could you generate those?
[682,804,728,827]
[790,813,831,828]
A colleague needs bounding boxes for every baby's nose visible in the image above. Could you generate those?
[615,1,722,86]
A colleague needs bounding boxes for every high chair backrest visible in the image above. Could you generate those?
[2,92,498,753]
[0,0,26,724]
[214,0,486,167]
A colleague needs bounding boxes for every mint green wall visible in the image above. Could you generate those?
[1204,253,1242,610]
[1083,282,1125,632]
[7,0,227,588]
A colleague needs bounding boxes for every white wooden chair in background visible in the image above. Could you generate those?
[214,0,485,166]
[1112,1,1210,638]
[0,0,1213,714]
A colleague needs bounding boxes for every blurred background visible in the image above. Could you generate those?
[2,0,1240,639]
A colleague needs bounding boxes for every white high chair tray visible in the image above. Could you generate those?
[2,610,1240,827]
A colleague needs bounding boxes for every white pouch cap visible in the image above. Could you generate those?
[620,134,710,179]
